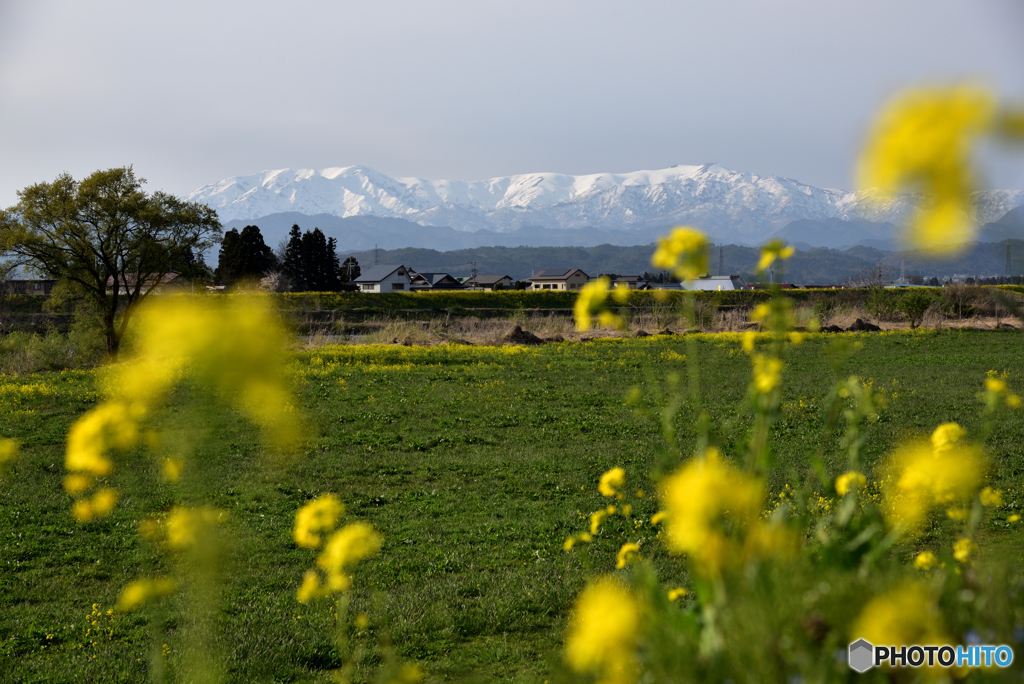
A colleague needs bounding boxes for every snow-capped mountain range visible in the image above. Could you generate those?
[187,164,1024,246]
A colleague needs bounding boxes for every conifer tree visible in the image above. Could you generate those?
[282,225,305,291]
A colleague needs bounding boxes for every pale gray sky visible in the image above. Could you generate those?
[1,0,1023,207]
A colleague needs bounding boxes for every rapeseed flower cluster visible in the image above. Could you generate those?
[293,495,382,603]
[564,576,640,684]
[756,239,795,273]
[835,471,867,497]
[574,278,626,332]
[659,448,791,576]
[62,296,304,522]
[852,583,949,652]
[981,371,1023,412]
[116,576,178,612]
[883,422,985,535]
[138,506,228,551]
[650,226,709,280]
[858,85,996,254]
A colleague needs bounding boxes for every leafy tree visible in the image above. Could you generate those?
[0,167,220,357]
[216,225,276,285]
[896,289,935,329]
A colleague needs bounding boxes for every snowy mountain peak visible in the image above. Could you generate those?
[186,164,1024,245]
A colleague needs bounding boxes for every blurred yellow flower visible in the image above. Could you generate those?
[751,355,783,394]
[315,521,383,594]
[852,583,949,650]
[165,507,225,550]
[757,239,795,272]
[1009,514,1021,523]
[953,538,975,564]
[985,377,1007,394]
[883,425,985,535]
[858,85,997,254]
[667,587,688,601]
[91,488,119,518]
[913,551,940,571]
[590,510,608,536]
[65,401,140,477]
[930,422,966,452]
[0,438,18,474]
[575,278,625,332]
[660,447,764,576]
[599,467,626,497]
[295,570,322,604]
[564,576,639,684]
[615,542,640,569]
[63,473,93,495]
[160,457,184,484]
[293,494,346,549]
[651,227,709,281]
[979,487,1003,507]
[116,577,177,612]
[835,471,867,496]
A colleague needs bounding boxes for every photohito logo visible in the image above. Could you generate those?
[848,639,1014,672]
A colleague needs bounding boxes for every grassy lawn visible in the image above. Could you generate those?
[1,330,1023,682]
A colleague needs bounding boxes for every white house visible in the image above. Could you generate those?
[353,264,413,293]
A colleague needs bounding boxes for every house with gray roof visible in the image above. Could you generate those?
[353,264,412,292]
[528,268,589,291]
[409,272,464,291]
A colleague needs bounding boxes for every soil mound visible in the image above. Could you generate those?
[847,318,881,332]
[820,325,845,333]
[503,325,545,345]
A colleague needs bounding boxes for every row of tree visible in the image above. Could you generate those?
[216,224,360,291]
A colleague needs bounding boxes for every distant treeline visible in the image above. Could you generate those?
[350,240,1024,286]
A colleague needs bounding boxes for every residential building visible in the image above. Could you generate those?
[684,275,748,291]
[461,275,514,290]
[106,272,193,295]
[409,272,464,291]
[353,264,413,292]
[528,268,589,291]
[3,279,56,295]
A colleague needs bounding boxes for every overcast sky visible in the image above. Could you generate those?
[1,0,1023,207]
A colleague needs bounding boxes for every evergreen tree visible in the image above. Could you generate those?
[217,225,275,284]
[282,224,305,291]
[340,256,361,283]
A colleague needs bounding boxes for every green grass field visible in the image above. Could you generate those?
[2,330,1023,682]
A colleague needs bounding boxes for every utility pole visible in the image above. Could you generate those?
[719,245,724,276]
[470,261,478,289]
[1006,239,1011,278]
[374,244,379,265]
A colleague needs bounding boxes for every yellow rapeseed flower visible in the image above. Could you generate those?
[63,473,93,495]
[852,583,949,650]
[659,447,764,576]
[953,538,975,564]
[756,239,795,272]
[858,85,997,254]
[293,494,346,549]
[667,587,688,601]
[295,570,322,604]
[599,467,626,497]
[650,226,709,280]
[90,488,119,518]
[0,438,18,475]
[835,471,867,496]
[160,457,184,484]
[751,355,783,395]
[314,521,383,596]
[913,551,940,571]
[883,424,985,535]
[979,487,1003,507]
[65,401,140,477]
[615,542,640,569]
[590,510,608,535]
[116,577,177,612]
[574,278,625,332]
[564,576,640,684]
[165,507,225,550]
